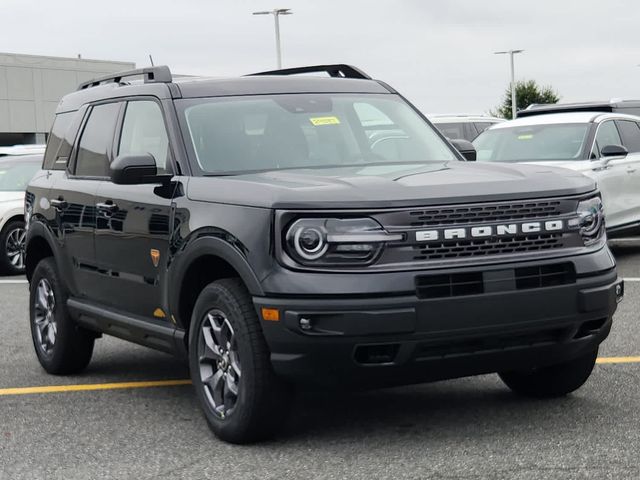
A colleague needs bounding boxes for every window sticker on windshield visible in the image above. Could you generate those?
[517,134,533,140]
[309,116,341,126]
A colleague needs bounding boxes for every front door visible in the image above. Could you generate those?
[93,99,175,320]
[614,119,640,227]
[589,120,629,228]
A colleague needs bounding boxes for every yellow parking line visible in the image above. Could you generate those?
[0,358,638,396]
[596,356,640,364]
[0,379,192,396]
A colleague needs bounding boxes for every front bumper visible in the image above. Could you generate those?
[255,252,622,387]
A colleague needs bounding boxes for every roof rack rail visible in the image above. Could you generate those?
[77,65,173,90]
[247,64,371,80]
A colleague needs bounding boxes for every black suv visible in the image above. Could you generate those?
[25,65,623,443]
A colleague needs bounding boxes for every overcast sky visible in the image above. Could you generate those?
[2,0,639,114]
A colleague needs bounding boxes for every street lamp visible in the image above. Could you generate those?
[494,49,524,119]
[253,8,293,69]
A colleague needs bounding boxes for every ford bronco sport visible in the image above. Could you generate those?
[25,65,623,443]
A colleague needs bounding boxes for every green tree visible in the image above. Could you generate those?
[493,80,560,119]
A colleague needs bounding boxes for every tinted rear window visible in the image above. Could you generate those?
[433,122,466,140]
[43,112,75,170]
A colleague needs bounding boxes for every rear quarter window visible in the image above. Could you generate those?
[43,111,79,170]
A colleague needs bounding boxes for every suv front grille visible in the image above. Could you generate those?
[371,197,583,267]
[406,200,562,227]
[412,233,564,261]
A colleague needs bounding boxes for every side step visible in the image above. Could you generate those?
[67,298,185,356]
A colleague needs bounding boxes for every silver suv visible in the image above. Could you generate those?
[474,111,640,236]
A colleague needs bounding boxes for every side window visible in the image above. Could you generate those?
[592,121,622,158]
[615,120,640,153]
[474,122,495,134]
[434,122,465,140]
[118,101,169,173]
[75,103,121,177]
[43,112,75,170]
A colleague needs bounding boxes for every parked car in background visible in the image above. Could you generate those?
[518,99,640,118]
[0,154,42,274]
[0,144,46,157]
[473,112,640,236]
[430,114,504,141]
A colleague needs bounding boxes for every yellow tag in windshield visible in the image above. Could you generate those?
[517,134,533,140]
[310,116,341,126]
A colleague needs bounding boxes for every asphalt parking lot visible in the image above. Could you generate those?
[0,243,638,480]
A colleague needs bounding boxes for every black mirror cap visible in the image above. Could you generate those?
[600,144,628,158]
[111,153,159,184]
[450,138,477,161]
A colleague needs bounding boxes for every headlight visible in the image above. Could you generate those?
[573,196,605,245]
[285,217,403,266]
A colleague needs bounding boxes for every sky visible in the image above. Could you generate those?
[2,0,640,115]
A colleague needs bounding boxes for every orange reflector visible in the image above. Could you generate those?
[261,307,280,322]
[153,308,166,318]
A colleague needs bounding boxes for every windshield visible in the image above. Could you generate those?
[178,94,456,174]
[473,123,591,162]
[0,159,40,192]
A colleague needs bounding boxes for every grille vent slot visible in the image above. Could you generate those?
[413,234,564,261]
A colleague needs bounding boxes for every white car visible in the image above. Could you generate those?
[0,155,42,274]
[473,112,640,235]
[0,144,46,157]
[430,114,504,142]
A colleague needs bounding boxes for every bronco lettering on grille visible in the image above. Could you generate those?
[416,220,564,242]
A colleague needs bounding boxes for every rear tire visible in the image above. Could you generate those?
[29,257,95,374]
[189,278,292,444]
[499,348,598,398]
[0,219,27,275]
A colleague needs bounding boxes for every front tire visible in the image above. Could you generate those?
[0,219,27,275]
[499,348,598,398]
[189,278,291,444]
[29,258,95,374]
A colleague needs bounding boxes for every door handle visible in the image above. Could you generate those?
[626,167,636,174]
[50,198,67,210]
[96,201,119,216]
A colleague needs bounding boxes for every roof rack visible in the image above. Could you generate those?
[247,64,371,80]
[77,65,173,90]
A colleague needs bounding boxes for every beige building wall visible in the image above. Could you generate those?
[0,52,135,143]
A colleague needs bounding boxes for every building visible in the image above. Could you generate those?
[0,52,135,146]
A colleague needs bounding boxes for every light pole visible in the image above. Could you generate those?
[494,49,524,119]
[253,8,293,69]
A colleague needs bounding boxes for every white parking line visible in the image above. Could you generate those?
[623,278,640,282]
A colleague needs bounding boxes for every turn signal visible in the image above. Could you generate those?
[261,307,280,322]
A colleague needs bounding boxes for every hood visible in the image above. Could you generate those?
[186,161,596,209]
[0,191,25,203]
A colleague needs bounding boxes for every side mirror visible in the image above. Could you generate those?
[600,144,628,159]
[111,153,160,185]
[450,139,476,161]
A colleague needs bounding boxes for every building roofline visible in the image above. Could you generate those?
[0,51,135,68]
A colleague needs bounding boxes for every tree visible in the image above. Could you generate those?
[493,80,560,119]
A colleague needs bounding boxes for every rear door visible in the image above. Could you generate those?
[93,99,175,320]
[614,119,640,227]
[50,102,121,299]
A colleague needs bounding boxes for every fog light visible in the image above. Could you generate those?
[299,317,312,331]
